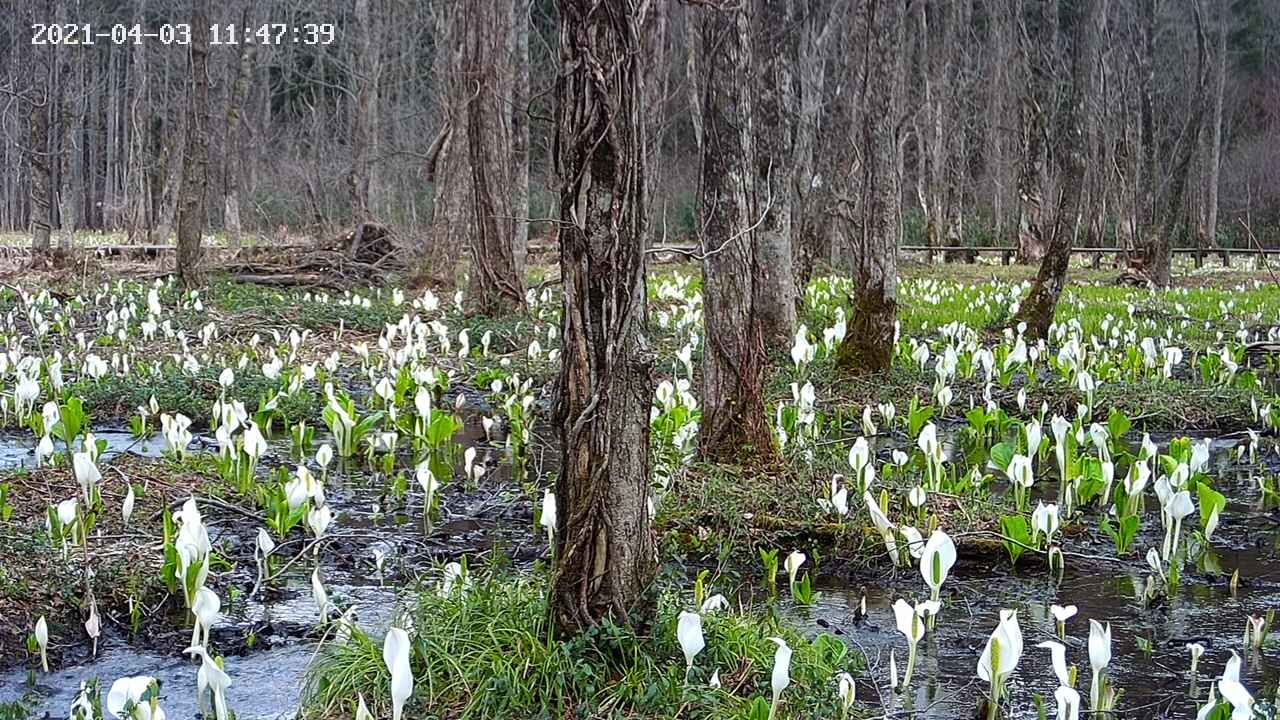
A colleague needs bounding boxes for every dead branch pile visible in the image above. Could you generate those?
[219,222,407,290]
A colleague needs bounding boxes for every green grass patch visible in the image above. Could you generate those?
[302,565,856,720]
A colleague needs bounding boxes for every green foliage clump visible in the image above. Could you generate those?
[303,566,855,720]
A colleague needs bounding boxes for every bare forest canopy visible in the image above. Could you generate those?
[1,0,1278,261]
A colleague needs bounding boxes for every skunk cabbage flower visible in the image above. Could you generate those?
[920,529,956,603]
[768,637,792,719]
[978,610,1022,708]
[1088,620,1112,710]
[1187,642,1204,675]
[540,489,557,546]
[383,627,414,720]
[35,616,48,672]
[784,551,807,588]
[1054,685,1081,720]
[184,645,231,720]
[191,586,220,648]
[1050,604,1077,638]
[311,567,330,621]
[1032,502,1061,545]
[106,675,163,720]
[676,611,705,681]
[838,671,856,713]
[355,695,374,720]
[1219,651,1254,720]
[892,598,938,689]
[1036,640,1071,687]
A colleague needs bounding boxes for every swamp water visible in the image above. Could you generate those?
[1,429,1278,719]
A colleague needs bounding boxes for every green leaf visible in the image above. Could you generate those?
[988,442,1014,472]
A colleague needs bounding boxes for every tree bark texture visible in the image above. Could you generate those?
[348,0,379,221]
[1015,0,1098,337]
[835,0,902,374]
[176,0,211,287]
[1014,0,1055,264]
[697,1,775,460]
[751,0,798,350]
[551,0,656,637]
[792,0,835,295]
[464,0,525,315]
[25,2,54,253]
[223,2,253,248]
[1135,1,1208,288]
[511,0,532,277]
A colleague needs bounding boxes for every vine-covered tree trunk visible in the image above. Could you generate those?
[550,0,655,637]
[835,0,902,374]
[751,0,797,350]
[176,0,211,288]
[1015,0,1097,337]
[697,1,774,460]
[464,0,524,315]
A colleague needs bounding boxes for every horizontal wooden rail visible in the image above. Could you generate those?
[898,245,1276,255]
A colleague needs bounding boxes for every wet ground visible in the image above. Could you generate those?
[1,425,1277,718]
[799,436,1280,718]
[0,402,547,718]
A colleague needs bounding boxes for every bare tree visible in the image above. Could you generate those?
[223,2,253,248]
[551,0,655,636]
[1013,0,1055,264]
[1133,1,1208,288]
[835,0,902,373]
[1015,0,1099,337]
[697,1,775,459]
[792,0,838,292]
[348,0,380,222]
[175,0,211,287]
[511,0,532,276]
[1205,0,1230,265]
[751,0,797,349]
[423,4,473,284]
[21,1,54,253]
[463,0,525,314]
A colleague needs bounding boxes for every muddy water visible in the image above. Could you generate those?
[0,429,169,467]
[1,421,1276,719]
[799,436,1280,718]
[0,401,548,718]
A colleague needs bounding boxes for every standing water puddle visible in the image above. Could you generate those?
[2,426,1277,718]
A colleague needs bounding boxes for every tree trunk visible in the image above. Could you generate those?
[751,0,797,350]
[1136,1,1208,288]
[697,1,775,460]
[792,0,834,295]
[835,0,902,373]
[511,0,531,278]
[1014,0,1055,264]
[423,5,472,284]
[348,0,379,221]
[463,0,524,315]
[176,0,211,287]
[223,2,253,248]
[1015,0,1098,338]
[25,1,53,253]
[1206,1,1228,265]
[551,0,656,637]
[55,0,74,250]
